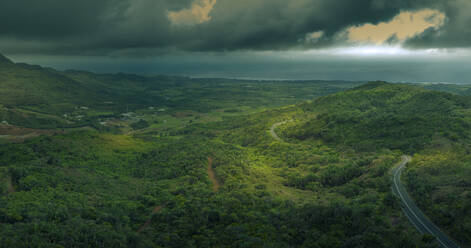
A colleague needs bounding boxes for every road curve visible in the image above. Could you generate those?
[269,121,290,142]
[392,156,461,248]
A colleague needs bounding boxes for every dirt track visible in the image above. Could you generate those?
[6,176,15,194]
[207,157,220,192]
[137,206,163,233]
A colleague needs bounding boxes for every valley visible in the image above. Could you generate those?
[0,56,470,248]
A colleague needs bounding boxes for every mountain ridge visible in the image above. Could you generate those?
[282,82,471,152]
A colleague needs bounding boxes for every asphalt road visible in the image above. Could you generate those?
[269,122,461,247]
[392,156,461,248]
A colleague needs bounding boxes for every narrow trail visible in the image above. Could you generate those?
[137,206,163,233]
[137,157,220,233]
[6,176,15,194]
[207,157,220,192]
[270,120,291,142]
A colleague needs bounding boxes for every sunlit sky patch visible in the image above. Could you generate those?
[324,46,465,56]
[332,46,411,56]
[168,0,217,26]
[346,9,446,45]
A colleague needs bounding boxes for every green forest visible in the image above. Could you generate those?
[0,56,470,247]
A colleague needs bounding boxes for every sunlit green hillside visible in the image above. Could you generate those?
[283,82,471,152]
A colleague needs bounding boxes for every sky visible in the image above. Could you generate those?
[1,0,471,83]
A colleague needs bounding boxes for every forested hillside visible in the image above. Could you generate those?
[1,56,470,247]
[278,82,471,246]
[283,82,471,152]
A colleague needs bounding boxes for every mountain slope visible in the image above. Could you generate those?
[0,62,99,107]
[0,54,173,128]
[0,54,168,109]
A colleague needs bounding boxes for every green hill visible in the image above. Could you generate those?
[283,82,471,152]
[225,82,471,245]
[0,54,166,110]
[0,54,178,128]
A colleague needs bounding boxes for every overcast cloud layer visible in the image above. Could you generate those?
[0,0,470,56]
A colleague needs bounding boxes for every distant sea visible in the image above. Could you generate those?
[10,53,471,84]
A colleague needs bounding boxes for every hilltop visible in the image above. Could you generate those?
[281,82,471,152]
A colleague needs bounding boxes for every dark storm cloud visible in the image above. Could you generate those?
[405,0,471,48]
[0,0,192,54]
[0,0,116,37]
[185,0,433,51]
[0,0,468,55]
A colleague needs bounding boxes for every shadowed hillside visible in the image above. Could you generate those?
[0,53,168,111]
[0,53,360,129]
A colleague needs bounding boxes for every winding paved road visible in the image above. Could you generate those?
[392,156,461,248]
[269,123,461,247]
